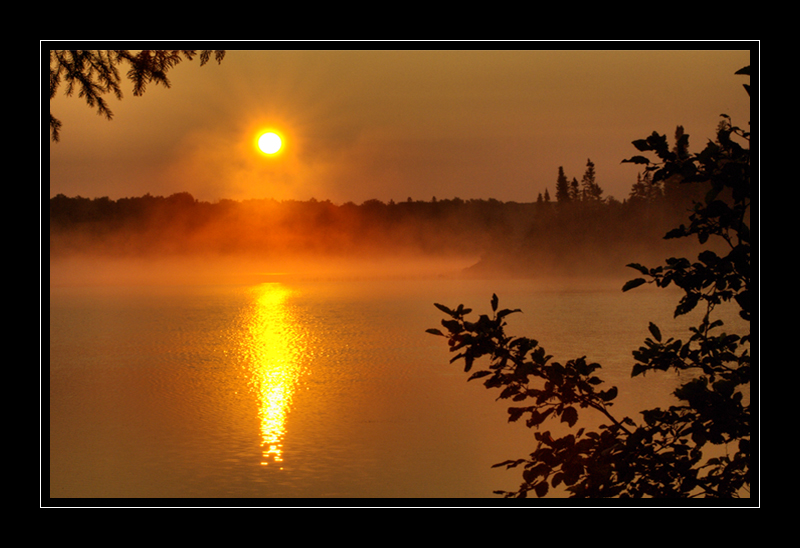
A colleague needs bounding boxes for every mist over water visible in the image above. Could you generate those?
[49,192,706,286]
[49,253,477,289]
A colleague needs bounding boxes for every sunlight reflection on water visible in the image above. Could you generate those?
[239,283,309,467]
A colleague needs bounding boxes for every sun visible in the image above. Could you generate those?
[258,132,282,155]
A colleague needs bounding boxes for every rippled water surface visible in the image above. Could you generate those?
[49,277,745,499]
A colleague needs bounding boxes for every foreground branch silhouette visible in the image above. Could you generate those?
[428,66,751,498]
[49,49,225,142]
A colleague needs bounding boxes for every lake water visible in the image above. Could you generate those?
[48,270,746,501]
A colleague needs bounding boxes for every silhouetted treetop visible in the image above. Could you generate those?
[49,49,225,141]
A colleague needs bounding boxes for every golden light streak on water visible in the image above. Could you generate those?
[241,283,306,468]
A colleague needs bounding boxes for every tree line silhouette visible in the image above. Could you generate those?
[50,145,707,277]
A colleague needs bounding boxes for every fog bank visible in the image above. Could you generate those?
[49,192,707,287]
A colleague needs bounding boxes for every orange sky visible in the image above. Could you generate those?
[48,45,753,205]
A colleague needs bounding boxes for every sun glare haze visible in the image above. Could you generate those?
[49,48,751,205]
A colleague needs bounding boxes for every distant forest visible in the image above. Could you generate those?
[49,164,713,278]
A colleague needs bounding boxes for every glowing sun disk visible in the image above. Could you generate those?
[258,132,282,154]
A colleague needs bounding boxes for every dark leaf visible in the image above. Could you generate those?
[675,293,700,317]
[561,406,579,427]
[735,290,750,316]
[508,407,526,422]
[698,249,719,266]
[691,428,707,447]
[599,386,618,402]
[491,293,499,312]
[434,303,453,316]
[621,155,651,164]
[534,480,549,498]
[492,459,525,469]
[665,226,688,239]
[622,278,647,292]
[739,438,750,453]
[441,319,461,333]
[646,132,670,157]
[425,328,444,336]
[526,408,553,427]
[525,463,550,481]
[499,385,519,400]
[626,263,650,275]
[468,370,492,381]
[648,322,662,342]
[464,355,474,373]
[675,132,690,154]
[497,308,522,320]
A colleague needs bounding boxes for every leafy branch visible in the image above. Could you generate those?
[430,66,751,498]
